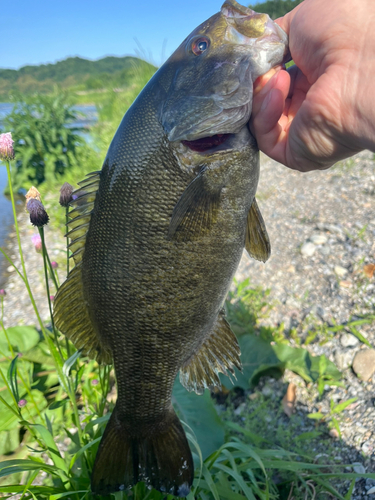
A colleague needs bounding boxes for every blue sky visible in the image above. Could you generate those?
[1,0,258,70]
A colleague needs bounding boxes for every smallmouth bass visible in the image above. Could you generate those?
[53,1,289,496]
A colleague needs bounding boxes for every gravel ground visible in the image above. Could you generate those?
[0,150,374,498]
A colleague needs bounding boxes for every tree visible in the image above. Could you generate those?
[249,0,304,19]
[2,91,84,192]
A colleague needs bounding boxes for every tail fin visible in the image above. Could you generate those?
[91,406,194,497]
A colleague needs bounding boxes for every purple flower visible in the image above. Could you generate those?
[91,379,99,386]
[50,295,55,302]
[51,261,58,269]
[18,399,27,408]
[0,132,15,161]
[27,199,49,227]
[0,289,6,296]
[59,182,74,207]
[31,233,42,253]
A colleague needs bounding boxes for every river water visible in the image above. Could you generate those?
[0,102,98,289]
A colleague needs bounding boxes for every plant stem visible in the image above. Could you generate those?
[0,296,15,357]
[66,206,70,277]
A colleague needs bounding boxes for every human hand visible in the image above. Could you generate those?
[250,0,375,172]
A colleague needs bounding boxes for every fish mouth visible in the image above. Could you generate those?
[181,133,232,152]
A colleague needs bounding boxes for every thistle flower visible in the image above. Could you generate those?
[0,132,15,161]
[59,182,74,207]
[0,289,6,297]
[50,295,55,302]
[18,399,27,408]
[26,199,49,227]
[25,186,42,204]
[31,233,42,253]
[51,261,58,269]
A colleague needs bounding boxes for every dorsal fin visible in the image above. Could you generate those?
[67,171,100,265]
[54,171,112,364]
[53,265,112,364]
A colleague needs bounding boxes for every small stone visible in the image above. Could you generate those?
[319,245,331,256]
[335,350,354,370]
[262,386,273,397]
[7,266,14,273]
[352,462,366,474]
[340,333,359,348]
[339,280,352,288]
[334,265,348,277]
[362,441,373,455]
[329,428,339,438]
[368,486,375,495]
[301,242,316,257]
[352,349,375,381]
[310,234,328,245]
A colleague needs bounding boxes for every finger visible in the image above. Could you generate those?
[274,1,304,34]
[252,69,290,119]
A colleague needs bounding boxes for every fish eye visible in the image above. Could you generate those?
[191,37,210,56]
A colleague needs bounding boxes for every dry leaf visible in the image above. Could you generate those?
[282,382,296,417]
[363,264,375,279]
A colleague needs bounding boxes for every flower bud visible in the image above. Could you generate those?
[25,186,42,204]
[51,261,58,269]
[0,132,15,161]
[0,289,6,296]
[31,233,42,253]
[50,295,55,302]
[18,399,27,408]
[91,379,99,386]
[59,182,74,207]
[27,199,49,227]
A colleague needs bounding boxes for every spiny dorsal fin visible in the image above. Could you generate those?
[53,170,111,364]
[179,310,241,394]
[66,171,100,265]
[245,198,271,263]
[53,264,112,364]
[168,173,220,242]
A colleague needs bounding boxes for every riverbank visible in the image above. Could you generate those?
[0,150,374,498]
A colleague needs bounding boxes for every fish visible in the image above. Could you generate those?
[53,1,289,496]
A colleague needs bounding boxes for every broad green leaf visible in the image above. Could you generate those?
[0,327,40,357]
[172,377,225,459]
[221,334,283,389]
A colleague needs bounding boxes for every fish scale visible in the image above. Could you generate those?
[53,0,289,495]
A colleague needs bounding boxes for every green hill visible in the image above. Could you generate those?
[0,56,157,100]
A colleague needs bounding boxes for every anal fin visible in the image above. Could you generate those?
[245,198,271,263]
[179,310,241,395]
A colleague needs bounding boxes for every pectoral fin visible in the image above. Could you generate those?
[168,173,220,242]
[245,198,271,263]
[179,309,241,395]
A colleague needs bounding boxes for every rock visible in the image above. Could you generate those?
[329,428,339,438]
[334,265,348,277]
[319,245,331,256]
[352,462,366,475]
[352,349,375,381]
[310,233,328,245]
[6,266,15,273]
[301,242,316,257]
[335,350,354,370]
[340,333,359,348]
